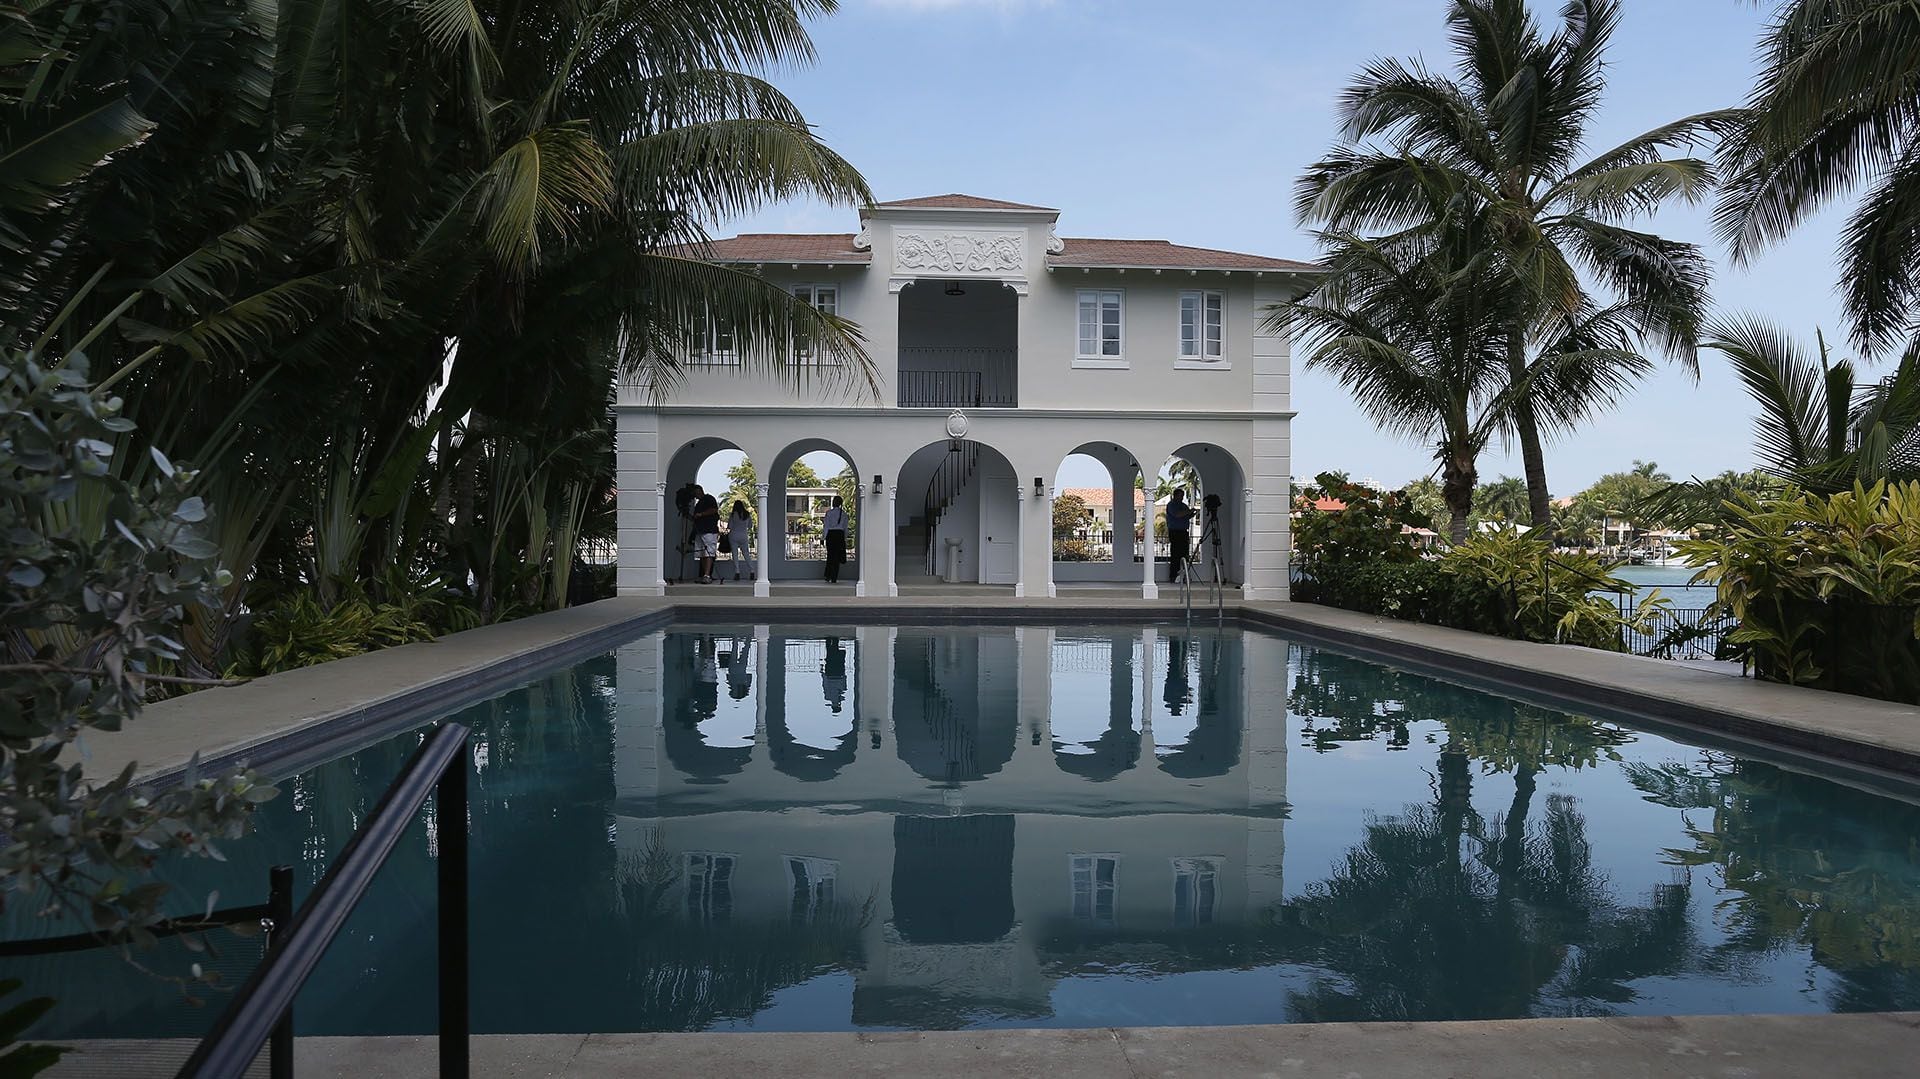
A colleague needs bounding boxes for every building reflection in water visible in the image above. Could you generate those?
[622,624,1288,1028]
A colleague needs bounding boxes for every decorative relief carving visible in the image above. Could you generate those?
[1045,224,1065,254]
[894,229,1024,275]
[945,410,970,439]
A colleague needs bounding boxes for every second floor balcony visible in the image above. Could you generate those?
[897,346,1018,408]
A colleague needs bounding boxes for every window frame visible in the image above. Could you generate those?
[1178,288,1227,365]
[791,283,840,366]
[1075,288,1127,365]
[1069,853,1121,927]
[1171,856,1220,928]
[686,851,737,925]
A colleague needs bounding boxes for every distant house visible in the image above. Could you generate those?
[1057,486,1147,543]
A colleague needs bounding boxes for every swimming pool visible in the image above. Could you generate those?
[18,622,1920,1036]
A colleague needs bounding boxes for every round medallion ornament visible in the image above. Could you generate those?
[944,409,970,439]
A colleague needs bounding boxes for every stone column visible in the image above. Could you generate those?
[886,486,900,596]
[1141,490,1160,600]
[1014,483,1027,598]
[654,482,670,590]
[859,479,887,598]
[754,482,772,598]
[1043,484,1058,598]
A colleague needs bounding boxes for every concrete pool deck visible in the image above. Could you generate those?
[61,594,1920,1077]
[49,1012,1920,1077]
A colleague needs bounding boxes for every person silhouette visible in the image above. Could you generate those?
[724,635,753,701]
[822,636,848,713]
[1163,634,1192,717]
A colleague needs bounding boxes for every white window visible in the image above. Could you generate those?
[792,284,838,364]
[686,852,736,924]
[787,856,837,924]
[1077,290,1124,359]
[1179,290,1224,361]
[686,307,736,365]
[1172,857,1219,927]
[1070,854,1119,926]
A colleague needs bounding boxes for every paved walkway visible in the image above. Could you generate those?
[49,1012,1920,1078]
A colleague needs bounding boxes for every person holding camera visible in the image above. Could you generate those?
[1165,488,1194,583]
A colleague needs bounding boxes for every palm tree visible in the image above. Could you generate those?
[1297,0,1728,531]
[1277,202,1515,546]
[1472,476,1531,526]
[1705,314,1920,492]
[5,0,873,649]
[1716,1,1920,354]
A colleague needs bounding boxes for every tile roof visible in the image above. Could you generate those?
[1051,238,1320,273]
[873,193,1057,211]
[1058,487,1147,511]
[682,233,869,264]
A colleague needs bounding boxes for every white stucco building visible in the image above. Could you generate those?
[615,194,1315,599]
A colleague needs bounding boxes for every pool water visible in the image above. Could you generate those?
[17,623,1920,1036]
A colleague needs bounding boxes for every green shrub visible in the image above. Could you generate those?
[1298,522,1664,652]
[1677,481,1920,702]
[245,593,438,674]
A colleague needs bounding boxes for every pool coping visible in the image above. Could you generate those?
[103,594,1920,788]
[47,1012,1920,1078]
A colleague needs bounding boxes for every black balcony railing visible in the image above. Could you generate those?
[897,347,1016,408]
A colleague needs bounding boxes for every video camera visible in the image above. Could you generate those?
[674,482,698,518]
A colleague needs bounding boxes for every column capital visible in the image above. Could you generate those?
[654,482,667,496]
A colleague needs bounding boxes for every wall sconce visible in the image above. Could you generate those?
[871,474,882,495]
[1033,476,1045,497]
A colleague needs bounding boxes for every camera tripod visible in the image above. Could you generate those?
[1178,516,1225,621]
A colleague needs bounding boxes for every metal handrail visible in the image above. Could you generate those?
[177,723,471,1079]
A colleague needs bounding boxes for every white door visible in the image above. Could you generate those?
[979,456,1018,585]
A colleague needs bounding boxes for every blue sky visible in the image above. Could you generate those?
[709,0,1859,496]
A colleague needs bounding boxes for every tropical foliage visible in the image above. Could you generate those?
[1716,0,1920,354]
[1296,0,1726,531]
[1295,477,1666,651]
[1676,481,1920,702]
[3,0,870,680]
[1701,317,1920,493]
[1,341,273,1062]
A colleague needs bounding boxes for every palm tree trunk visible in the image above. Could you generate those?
[1443,454,1476,547]
[1505,329,1554,531]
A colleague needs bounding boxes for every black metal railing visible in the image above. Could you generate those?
[922,441,979,576]
[178,723,471,1079]
[896,347,1017,408]
[1,869,296,1076]
[1616,601,1729,659]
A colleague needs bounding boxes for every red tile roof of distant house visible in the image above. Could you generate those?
[685,233,870,264]
[1050,238,1320,273]
[873,193,1058,211]
[1297,496,1346,512]
[1059,487,1147,511]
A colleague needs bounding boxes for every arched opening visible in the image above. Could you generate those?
[768,440,861,584]
[765,633,858,781]
[1153,631,1244,778]
[895,439,1021,587]
[1052,444,1141,587]
[665,439,756,585]
[1148,444,1247,587]
[1049,632,1141,781]
[661,632,755,780]
[893,629,1017,782]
